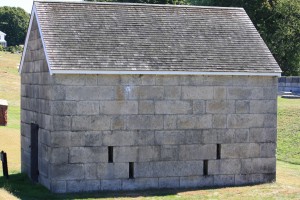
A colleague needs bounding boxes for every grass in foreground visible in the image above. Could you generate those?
[0,161,299,200]
[277,97,300,164]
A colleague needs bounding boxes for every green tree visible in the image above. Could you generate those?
[0,6,30,46]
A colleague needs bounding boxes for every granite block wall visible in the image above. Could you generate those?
[21,15,278,194]
[44,74,277,193]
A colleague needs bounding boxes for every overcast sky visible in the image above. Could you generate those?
[0,0,83,13]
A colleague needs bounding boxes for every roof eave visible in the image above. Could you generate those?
[50,69,282,77]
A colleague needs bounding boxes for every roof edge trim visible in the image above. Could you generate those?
[19,4,35,74]
[51,70,281,77]
[19,4,52,75]
[34,1,244,10]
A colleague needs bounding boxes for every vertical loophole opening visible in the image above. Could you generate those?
[217,144,221,160]
[203,160,208,176]
[108,146,113,163]
[129,162,134,179]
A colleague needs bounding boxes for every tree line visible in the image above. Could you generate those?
[0,0,299,75]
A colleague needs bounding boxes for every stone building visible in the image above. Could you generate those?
[19,1,281,193]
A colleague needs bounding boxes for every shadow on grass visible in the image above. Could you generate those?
[0,173,197,200]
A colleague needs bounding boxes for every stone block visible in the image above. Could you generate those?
[227,114,264,128]
[114,146,138,162]
[163,115,177,129]
[135,162,154,178]
[206,100,235,114]
[192,100,205,114]
[51,85,66,100]
[54,74,85,86]
[217,129,235,143]
[182,86,213,99]
[137,146,160,162]
[100,101,138,114]
[66,86,115,100]
[140,75,156,85]
[84,164,98,179]
[213,86,226,99]
[250,100,277,114]
[159,177,180,188]
[52,116,71,131]
[72,116,111,131]
[155,131,186,145]
[263,87,277,99]
[236,100,250,114]
[263,114,277,128]
[97,163,128,179]
[186,130,203,144]
[160,145,179,161]
[139,86,164,100]
[50,164,85,180]
[76,101,99,115]
[227,87,253,100]
[51,180,66,193]
[260,143,276,158]
[101,180,122,191]
[111,116,127,130]
[164,86,181,99]
[69,147,107,163]
[115,85,139,100]
[180,176,214,188]
[103,131,136,146]
[154,161,203,177]
[136,130,155,145]
[241,158,276,174]
[156,75,180,85]
[50,147,68,164]
[212,114,227,128]
[85,75,98,86]
[203,130,218,143]
[179,144,216,160]
[177,115,212,129]
[249,128,277,143]
[222,143,260,159]
[122,178,159,190]
[214,175,235,186]
[67,180,100,193]
[155,101,192,114]
[205,75,233,86]
[208,159,241,175]
[84,131,102,146]
[98,75,120,85]
[51,101,77,115]
[234,129,249,143]
[138,100,155,114]
[127,115,163,130]
[120,75,141,85]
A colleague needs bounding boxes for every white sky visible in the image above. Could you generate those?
[0,0,83,13]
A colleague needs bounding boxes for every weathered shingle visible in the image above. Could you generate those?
[34,1,281,73]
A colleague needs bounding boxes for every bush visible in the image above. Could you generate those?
[0,45,4,51]
[5,45,23,54]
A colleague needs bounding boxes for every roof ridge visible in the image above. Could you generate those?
[33,0,244,10]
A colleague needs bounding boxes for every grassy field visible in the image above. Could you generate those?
[0,51,299,199]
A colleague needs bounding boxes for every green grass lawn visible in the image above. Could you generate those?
[0,51,299,199]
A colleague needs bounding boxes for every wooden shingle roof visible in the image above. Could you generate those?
[21,1,281,75]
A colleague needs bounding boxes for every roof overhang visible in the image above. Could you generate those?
[51,70,281,77]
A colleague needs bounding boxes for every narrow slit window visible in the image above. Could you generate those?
[203,160,208,176]
[217,144,221,160]
[129,162,134,179]
[108,146,113,163]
